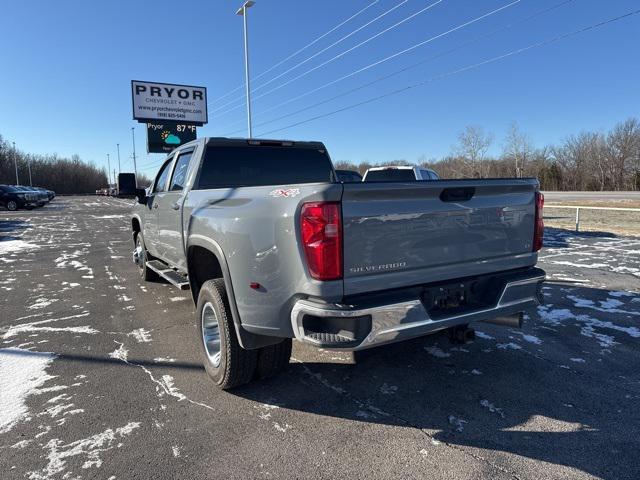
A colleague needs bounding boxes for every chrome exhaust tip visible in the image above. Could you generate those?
[482,312,523,328]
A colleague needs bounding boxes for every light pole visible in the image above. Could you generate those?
[117,143,121,175]
[27,158,33,186]
[107,154,111,186]
[236,1,255,139]
[12,141,19,185]
[131,127,138,186]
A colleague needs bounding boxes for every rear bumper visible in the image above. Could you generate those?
[291,268,545,351]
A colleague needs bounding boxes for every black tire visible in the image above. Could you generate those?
[6,200,18,211]
[197,279,257,389]
[135,233,158,281]
[255,338,292,380]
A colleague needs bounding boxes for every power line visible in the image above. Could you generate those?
[224,0,532,136]
[212,0,444,118]
[211,0,411,115]
[208,0,381,108]
[258,8,640,137]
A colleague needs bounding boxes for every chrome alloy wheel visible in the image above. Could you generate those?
[201,302,221,367]
[133,237,144,270]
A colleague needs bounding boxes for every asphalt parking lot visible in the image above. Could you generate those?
[1,196,639,480]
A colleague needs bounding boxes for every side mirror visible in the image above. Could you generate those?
[135,188,148,205]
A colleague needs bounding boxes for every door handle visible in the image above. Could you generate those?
[171,203,180,211]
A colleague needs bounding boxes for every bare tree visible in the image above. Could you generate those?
[605,118,640,190]
[503,122,532,178]
[455,125,493,177]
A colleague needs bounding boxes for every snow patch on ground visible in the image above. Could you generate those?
[474,330,495,340]
[28,298,59,310]
[27,422,141,479]
[567,294,638,315]
[0,239,40,255]
[424,346,450,358]
[109,342,128,362]
[0,348,56,434]
[448,415,467,432]
[512,332,542,345]
[379,383,398,395]
[128,328,152,343]
[480,399,505,418]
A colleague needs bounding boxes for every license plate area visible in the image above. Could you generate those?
[420,276,504,319]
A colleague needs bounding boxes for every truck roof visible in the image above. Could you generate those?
[203,137,326,149]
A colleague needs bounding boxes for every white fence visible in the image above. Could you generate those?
[545,204,640,232]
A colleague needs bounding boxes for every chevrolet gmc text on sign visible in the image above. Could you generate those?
[131,80,208,124]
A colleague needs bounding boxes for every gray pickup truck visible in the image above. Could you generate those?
[131,137,545,389]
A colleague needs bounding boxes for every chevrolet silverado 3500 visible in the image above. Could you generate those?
[131,137,545,389]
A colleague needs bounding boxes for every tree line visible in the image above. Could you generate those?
[0,135,152,194]
[2,118,639,193]
[335,118,640,191]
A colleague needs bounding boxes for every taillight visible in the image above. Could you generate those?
[300,202,342,280]
[533,192,544,252]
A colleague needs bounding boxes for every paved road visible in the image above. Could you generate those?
[1,197,639,480]
[543,191,640,203]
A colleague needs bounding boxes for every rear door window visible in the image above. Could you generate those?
[196,145,334,189]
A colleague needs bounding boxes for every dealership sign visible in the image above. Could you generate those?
[131,80,208,125]
[146,122,197,153]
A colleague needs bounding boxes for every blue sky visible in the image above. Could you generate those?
[1,0,638,179]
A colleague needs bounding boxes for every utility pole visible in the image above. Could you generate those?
[107,153,111,186]
[236,1,255,138]
[12,141,19,185]
[28,158,33,186]
[117,143,121,175]
[131,127,138,186]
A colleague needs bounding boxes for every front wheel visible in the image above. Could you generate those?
[134,233,158,281]
[197,279,257,389]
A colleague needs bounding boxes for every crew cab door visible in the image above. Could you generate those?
[155,148,194,270]
[144,155,174,258]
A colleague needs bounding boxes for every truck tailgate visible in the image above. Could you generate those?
[341,179,539,296]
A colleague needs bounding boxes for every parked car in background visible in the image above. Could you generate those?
[20,186,49,206]
[131,137,545,390]
[362,165,440,182]
[0,185,38,210]
[335,169,363,183]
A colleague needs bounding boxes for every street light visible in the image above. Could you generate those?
[12,141,19,185]
[236,1,255,139]
[107,153,112,186]
[131,127,138,186]
[117,143,121,175]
